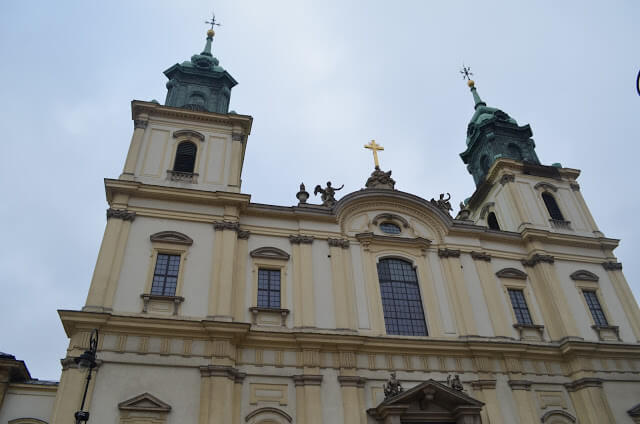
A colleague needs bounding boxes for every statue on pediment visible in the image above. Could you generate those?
[314,181,343,207]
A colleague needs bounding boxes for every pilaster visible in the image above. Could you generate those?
[565,378,615,424]
[439,249,477,335]
[200,366,242,424]
[522,254,578,340]
[472,254,511,337]
[508,380,538,424]
[51,358,100,424]
[84,208,135,312]
[416,254,444,337]
[209,220,240,319]
[602,262,640,341]
[328,239,355,330]
[293,374,323,424]
[290,235,315,327]
[499,173,530,229]
[120,115,148,180]
[338,376,366,424]
[232,230,250,322]
[470,380,504,424]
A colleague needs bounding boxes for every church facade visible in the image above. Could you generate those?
[8,27,640,424]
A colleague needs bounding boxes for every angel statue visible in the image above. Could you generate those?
[430,193,453,216]
[314,181,344,207]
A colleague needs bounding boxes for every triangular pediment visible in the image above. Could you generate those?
[118,392,171,412]
[369,380,483,422]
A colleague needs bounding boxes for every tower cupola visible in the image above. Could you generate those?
[163,20,237,114]
[459,78,540,186]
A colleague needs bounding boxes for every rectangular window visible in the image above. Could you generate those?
[257,269,281,309]
[150,253,180,296]
[583,290,608,326]
[508,288,533,325]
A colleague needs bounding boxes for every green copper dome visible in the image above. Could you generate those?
[163,30,237,114]
[460,82,540,186]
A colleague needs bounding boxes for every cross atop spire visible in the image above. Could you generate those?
[460,65,473,81]
[364,139,385,169]
[205,12,222,32]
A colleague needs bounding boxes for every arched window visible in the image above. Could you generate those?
[377,258,427,336]
[541,192,564,221]
[487,212,500,230]
[173,141,197,173]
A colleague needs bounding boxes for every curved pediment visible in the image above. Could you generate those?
[496,268,528,280]
[570,270,599,282]
[541,409,576,423]
[250,247,290,260]
[150,231,193,245]
[246,407,292,423]
[334,189,453,242]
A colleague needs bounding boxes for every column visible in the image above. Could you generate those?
[228,128,245,188]
[293,375,323,424]
[523,254,578,340]
[470,380,504,424]
[84,208,135,312]
[289,235,315,327]
[51,359,99,424]
[232,230,250,322]
[508,380,539,424]
[329,239,355,330]
[472,254,511,337]
[500,174,530,228]
[209,221,239,319]
[439,249,477,336]
[570,183,602,234]
[565,378,615,424]
[199,366,238,424]
[120,116,148,180]
[603,262,640,341]
[338,376,366,424]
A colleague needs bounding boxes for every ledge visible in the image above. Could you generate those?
[591,325,620,342]
[513,324,545,342]
[141,294,184,316]
[249,307,290,327]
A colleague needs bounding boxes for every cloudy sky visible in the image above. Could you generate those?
[1,1,638,381]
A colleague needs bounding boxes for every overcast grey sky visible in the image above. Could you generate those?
[1,1,638,381]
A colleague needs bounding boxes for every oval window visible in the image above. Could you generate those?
[380,222,401,234]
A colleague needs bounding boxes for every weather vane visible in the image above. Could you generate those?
[460,65,473,81]
[205,12,222,31]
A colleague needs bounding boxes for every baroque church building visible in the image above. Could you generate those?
[3,26,640,424]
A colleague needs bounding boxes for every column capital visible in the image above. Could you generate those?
[337,376,366,388]
[521,253,554,267]
[471,379,497,390]
[438,248,461,258]
[564,377,603,392]
[200,365,243,381]
[106,208,136,221]
[289,235,315,244]
[293,374,323,386]
[602,261,622,271]
[507,380,532,391]
[133,119,148,129]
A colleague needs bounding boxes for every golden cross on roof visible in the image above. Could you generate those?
[364,139,384,168]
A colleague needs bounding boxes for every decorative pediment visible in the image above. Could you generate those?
[541,409,576,423]
[172,129,205,142]
[368,379,483,424]
[250,247,290,260]
[534,182,558,192]
[245,407,293,423]
[118,392,171,412]
[570,270,599,282]
[372,213,410,228]
[496,267,528,280]
[150,231,193,245]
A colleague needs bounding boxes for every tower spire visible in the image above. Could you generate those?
[202,12,221,57]
[460,66,486,109]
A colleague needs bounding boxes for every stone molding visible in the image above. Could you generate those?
[172,129,205,142]
[479,202,495,219]
[61,357,103,371]
[499,174,515,185]
[371,213,410,228]
[591,324,621,341]
[231,132,244,141]
[496,267,528,279]
[513,323,545,341]
[288,235,315,244]
[564,377,603,392]
[200,365,244,382]
[150,231,193,246]
[470,379,496,390]
[541,410,576,423]
[249,307,290,327]
[133,119,148,129]
[140,294,184,315]
[213,220,240,231]
[107,208,136,221]
[507,380,532,391]
[327,238,350,249]
[569,270,599,282]
[602,261,622,271]
[438,248,461,258]
[470,251,491,262]
[167,169,198,183]
[118,392,171,412]
[570,182,581,191]
[534,182,558,192]
[355,232,431,253]
[337,375,366,387]
[292,374,323,386]
[521,254,554,267]
[245,407,292,423]
[250,247,290,260]
[238,230,251,239]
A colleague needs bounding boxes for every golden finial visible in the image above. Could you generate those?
[207,29,215,37]
[467,79,475,87]
[460,65,474,87]
[205,12,221,38]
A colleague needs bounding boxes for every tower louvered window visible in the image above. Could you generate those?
[377,258,427,336]
[542,192,564,221]
[173,141,197,173]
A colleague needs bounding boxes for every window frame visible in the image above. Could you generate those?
[507,288,534,325]
[376,257,428,337]
[541,191,565,221]
[143,241,190,299]
[498,277,542,331]
[251,257,288,311]
[172,140,198,173]
[169,134,203,176]
[582,289,609,327]
[257,268,282,309]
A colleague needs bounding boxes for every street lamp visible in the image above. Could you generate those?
[74,328,98,424]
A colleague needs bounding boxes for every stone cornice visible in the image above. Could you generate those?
[131,100,253,135]
[438,248,461,258]
[507,380,532,390]
[105,179,251,210]
[173,129,205,142]
[337,376,366,387]
[602,261,623,271]
[200,365,244,381]
[213,220,240,231]
[471,379,497,390]
[356,232,431,253]
[327,238,350,248]
[289,235,314,244]
[470,251,491,261]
